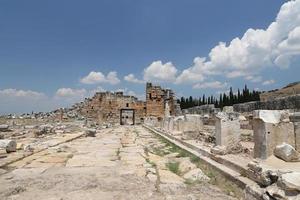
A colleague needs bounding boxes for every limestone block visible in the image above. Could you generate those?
[85,129,96,137]
[183,114,203,132]
[273,143,299,162]
[0,139,17,153]
[295,122,300,152]
[173,116,184,132]
[279,172,300,192]
[223,106,234,113]
[291,113,300,152]
[0,124,9,132]
[253,110,295,160]
[215,112,240,146]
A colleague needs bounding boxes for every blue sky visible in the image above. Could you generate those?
[0,0,299,114]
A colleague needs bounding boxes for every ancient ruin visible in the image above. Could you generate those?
[1,81,300,200]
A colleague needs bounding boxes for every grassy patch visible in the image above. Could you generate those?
[166,161,180,175]
[151,146,169,156]
[195,161,243,197]
[146,158,157,167]
[148,129,243,198]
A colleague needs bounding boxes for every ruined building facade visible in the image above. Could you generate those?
[79,91,146,125]
[146,82,180,118]
[77,83,180,125]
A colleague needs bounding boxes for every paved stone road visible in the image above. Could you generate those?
[0,126,235,200]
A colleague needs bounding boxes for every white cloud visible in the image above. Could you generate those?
[175,57,207,84]
[262,79,276,85]
[80,71,120,85]
[55,88,87,98]
[0,89,48,114]
[143,61,178,82]
[124,74,145,84]
[245,75,263,83]
[0,89,46,99]
[149,0,300,85]
[193,81,228,89]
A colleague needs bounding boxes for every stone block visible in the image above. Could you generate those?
[253,110,295,160]
[173,116,184,132]
[223,106,234,113]
[290,113,300,152]
[0,124,9,132]
[274,143,299,162]
[0,139,17,153]
[183,114,203,132]
[295,123,300,152]
[215,112,240,146]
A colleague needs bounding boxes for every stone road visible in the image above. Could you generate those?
[0,126,236,200]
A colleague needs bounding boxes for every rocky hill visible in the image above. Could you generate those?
[260,81,300,102]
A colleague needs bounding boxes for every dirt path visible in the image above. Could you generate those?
[0,126,236,200]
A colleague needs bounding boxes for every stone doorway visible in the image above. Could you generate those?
[120,109,135,125]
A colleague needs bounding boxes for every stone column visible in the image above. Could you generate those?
[290,112,300,152]
[253,110,295,160]
[215,112,240,146]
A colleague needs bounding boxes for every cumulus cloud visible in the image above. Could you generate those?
[0,89,46,99]
[262,79,276,85]
[55,88,87,98]
[80,71,120,85]
[193,81,228,89]
[0,89,48,114]
[177,0,300,82]
[124,74,145,84]
[143,61,178,82]
[127,0,300,86]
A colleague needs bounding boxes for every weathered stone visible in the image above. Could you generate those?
[223,106,234,113]
[265,184,286,200]
[178,159,196,174]
[0,139,17,153]
[215,112,241,147]
[23,144,34,152]
[0,124,9,132]
[279,172,300,192]
[253,110,295,160]
[16,143,24,150]
[85,129,96,137]
[210,145,227,155]
[183,114,203,132]
[247,161,279,187]
[274,143,300,162]
[183,168,210,182]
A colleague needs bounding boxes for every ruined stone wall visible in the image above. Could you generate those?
[79,92,146,124]
[146,83,178,118]
[233,95,300,113]
[183,104,220,116]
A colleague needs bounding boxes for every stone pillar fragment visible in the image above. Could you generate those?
[290,112,300,152]
[215,112,241,146]
[253,110,295,160]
